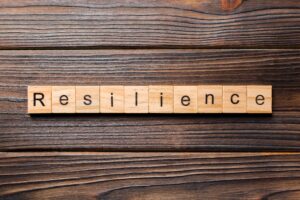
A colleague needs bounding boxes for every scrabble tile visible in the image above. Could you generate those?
[173,86,197,113]
[27,86,52,114]
[52,86,76,113]
[76,86,100,113]
[124,86,148,113]
[198,85,222,113]
[100,86,124,113]
[149,85,173,113]
[223,86,247,113]
[247,85,272,113]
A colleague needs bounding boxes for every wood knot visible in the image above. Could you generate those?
[221,0,243,11]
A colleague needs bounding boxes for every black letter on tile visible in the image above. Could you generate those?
[111,93,114,107]
[84,95,92,105]
[33,93,45,106]
[60,95,69,105]
[135,92,138,106]
[181,95,190,106]
[160,93,163,107]
[205,94,214,105]
[231,94,239,104]
[256,95,265,105]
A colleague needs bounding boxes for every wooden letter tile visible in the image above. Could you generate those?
[28,86,52,114]
[247,85,272,113]
[124,86,148,113]
[149,85,173,113]
[76,86,100,113]
[174,86,197,113]
[100,86,124,113]
[223,86,247,113]
[198,85,223,113]
[52,86,75,113]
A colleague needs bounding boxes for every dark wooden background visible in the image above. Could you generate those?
[0,0,300,199]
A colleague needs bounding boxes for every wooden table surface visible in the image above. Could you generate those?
[0,0,300,199]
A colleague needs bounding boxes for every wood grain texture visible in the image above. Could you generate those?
[1,1,299,198]
[0,0,299,49]
[0,49,299,151]
[1,152,300,199]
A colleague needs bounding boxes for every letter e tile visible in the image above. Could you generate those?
[52,86,75,113]
[247,85,272,113]
[174,86,197,113]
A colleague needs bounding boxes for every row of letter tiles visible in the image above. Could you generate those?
[27,85,272,114]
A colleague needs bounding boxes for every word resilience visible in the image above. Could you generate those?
[28,85,272,114]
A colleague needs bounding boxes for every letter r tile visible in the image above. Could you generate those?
[28,86,52,114]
